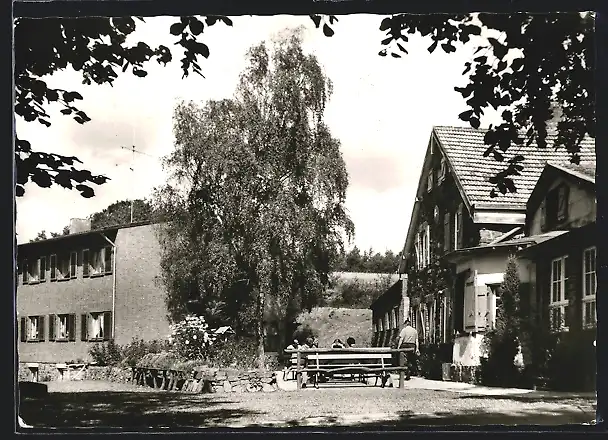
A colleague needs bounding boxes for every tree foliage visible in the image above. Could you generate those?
[14,15,233,198]
[154,30,354,366]
[371,12,595,197]
[481,255,522,387]
[16,13,594,201]
[89,199,154,230]
[334,246,402,273]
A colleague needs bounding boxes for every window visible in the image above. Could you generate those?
[550,256,569,331]
[81,311,112,341]
[22,257,46,284]
[419,223,431,268]
[487,284,502,330]
[544,184,569,230]
[48,314,76,341]
[427,169,434,192]
[582,247,597,328]
[55,252,77,280]
[20,316,45,342]
[87,246,113,276]
[438,157,447,183]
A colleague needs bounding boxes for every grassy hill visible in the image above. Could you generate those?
[295,307,372,348]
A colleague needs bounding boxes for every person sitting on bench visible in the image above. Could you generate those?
[331,339,345,349]
[346,337,356,347]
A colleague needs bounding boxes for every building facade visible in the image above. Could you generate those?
[17,221,171,364]
[518,162,597,334]
[372,126,595,370]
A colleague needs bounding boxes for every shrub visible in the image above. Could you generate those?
[120,338,171,367]
[207,336,259,369]
[292,323,318,345]
[89,339,122,366]
[480,256,522,387]
[168,315,218,361]
[546,331,596,392]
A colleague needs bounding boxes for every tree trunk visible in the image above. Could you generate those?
[256,287,265,369]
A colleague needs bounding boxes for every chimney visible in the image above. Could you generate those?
[69,218,92,235]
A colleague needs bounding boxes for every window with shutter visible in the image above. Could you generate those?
[464,275,476,331]
[82,249,90,277]
[427,170,433,192]
[557,185,569,222]
[50,254,57,281]
[539,202,547,232]
[70,251,78,278]
[22,259,28,284]
[81,314,89,341]
[20,317,27,342]
[438,157,447,183]
[425,223,431,265]
[475,284,488,331]
[455,205,464,250]
[38,316,45,341]
[103,311,112,340]
[104,246,113,274]
[443,212,450,252]
[40,257,47,282]
[68,314,77,341]
[48,314,56,341]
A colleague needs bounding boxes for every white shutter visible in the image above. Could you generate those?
[464,272,477,331]
[476,282,488,331]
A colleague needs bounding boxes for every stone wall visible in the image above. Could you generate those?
[17,362,280,393]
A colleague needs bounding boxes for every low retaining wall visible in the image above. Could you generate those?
[17,362,279,393]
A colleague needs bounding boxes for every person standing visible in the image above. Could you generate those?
[397,319,420,380]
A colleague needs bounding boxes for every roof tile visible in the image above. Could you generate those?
[433,126,596,209]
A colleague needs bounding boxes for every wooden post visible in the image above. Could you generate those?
[399,350,405,389]
[296,350,302,390]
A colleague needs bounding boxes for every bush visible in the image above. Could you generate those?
[546,331,596,392]
[292,323,318,345]
[168,315,218,361]
[480,256,522,387]
[206,336,258,369]
[89,339,122,366]
[416,343,451,380]
[120,338,171,367]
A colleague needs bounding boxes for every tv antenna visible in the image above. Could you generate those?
[120,145,158,223]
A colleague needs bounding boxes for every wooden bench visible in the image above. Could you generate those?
[284,347,413,389]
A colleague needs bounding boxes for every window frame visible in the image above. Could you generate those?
[25,315,45,342]
[427,169,434,192]
[24,258,45,284]
[582,246,597,328]
[88,246,114,277]
[549,255,569,332]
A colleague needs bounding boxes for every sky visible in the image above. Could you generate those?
[15,14,492,252]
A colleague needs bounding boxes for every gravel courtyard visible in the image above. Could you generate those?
[18,380,597,430]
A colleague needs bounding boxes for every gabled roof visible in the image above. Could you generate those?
[526,160,596,215]
[546,161,596,183]
[433,126,596,210]
[398,126,595,273]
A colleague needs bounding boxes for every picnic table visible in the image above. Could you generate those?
[284,347,413,390]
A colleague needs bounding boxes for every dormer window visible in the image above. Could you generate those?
[543,184,569,231]
[438,157,447,183]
